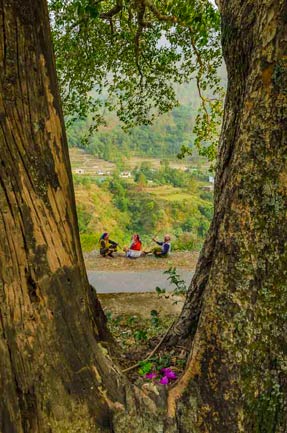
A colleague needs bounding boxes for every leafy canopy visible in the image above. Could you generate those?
[49,0,223,160]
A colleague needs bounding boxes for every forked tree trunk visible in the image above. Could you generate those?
[1,0,287,433]
[166,1,287,431]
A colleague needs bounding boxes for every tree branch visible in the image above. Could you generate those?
[144,0,178,23]
[134,1,146,84]
[99,0,123,19]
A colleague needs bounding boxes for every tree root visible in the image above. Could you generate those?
[122,320,175,373]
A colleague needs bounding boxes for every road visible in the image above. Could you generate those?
[87,270,193,293]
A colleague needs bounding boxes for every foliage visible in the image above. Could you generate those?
[134,329,148,342]
[138,361,153,376]
[150,309,160,327]
[106,311,174,350]
[105,309,187,381]
[73,162,214,251]
[79,233,99,251]
[155,267,188,303]
[155,286,166,295]
[49,0,224,160]
[77,204,92,232]
[163,267,188,296]
[68,101,199,159]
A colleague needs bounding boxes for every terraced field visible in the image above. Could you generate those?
[69,148,116,175]
[68,147,208,176]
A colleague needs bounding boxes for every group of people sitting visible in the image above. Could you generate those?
[99,232,171,259]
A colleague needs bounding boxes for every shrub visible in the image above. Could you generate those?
[80,234,99,252]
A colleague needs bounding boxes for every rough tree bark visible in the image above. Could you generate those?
[0,1,154,432]
[1,0,287,433]
[166,1,287,431]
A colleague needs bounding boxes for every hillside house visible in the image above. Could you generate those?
[74,168,85,174]
[120,171,132,178]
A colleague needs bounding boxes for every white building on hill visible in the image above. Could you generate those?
[120,171,132,178]
[74,168,85,174]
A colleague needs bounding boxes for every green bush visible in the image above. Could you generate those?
[77,205,92,233]
[173,233,200,251]
[80,234,99,252]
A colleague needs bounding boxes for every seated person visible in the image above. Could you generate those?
[147,234,171,257]
[99,232,118,257]
[124,234,143,258]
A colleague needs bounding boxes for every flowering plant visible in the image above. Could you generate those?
[144,367,177,385]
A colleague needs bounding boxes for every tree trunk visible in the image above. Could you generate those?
[166,1,287,431]
[0,1,128,431]
[1,0,287,432]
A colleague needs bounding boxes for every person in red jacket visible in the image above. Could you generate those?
[124,234,143,258]
[130,234,142,251]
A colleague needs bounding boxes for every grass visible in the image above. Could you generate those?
[144,184,211,205]
[145,185,193,202]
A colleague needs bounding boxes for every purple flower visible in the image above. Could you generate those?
[160,376,169,385]
[145,372,157,380]
[161,368,177,380]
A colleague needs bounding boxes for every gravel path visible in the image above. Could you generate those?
[87,270,193,293]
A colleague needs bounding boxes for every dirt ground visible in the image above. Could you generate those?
[84,250,199,271]
[98,292,184,318]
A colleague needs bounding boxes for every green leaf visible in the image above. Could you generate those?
[138,361,153,376]
[85,4,99,18]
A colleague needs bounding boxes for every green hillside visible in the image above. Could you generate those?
[66,81,208,160]
[68,80,218,252]
[71,150,214,252]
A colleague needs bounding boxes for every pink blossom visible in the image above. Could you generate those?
[145,372,157,380]
[159,376,169,385]
[161,368,177,380]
